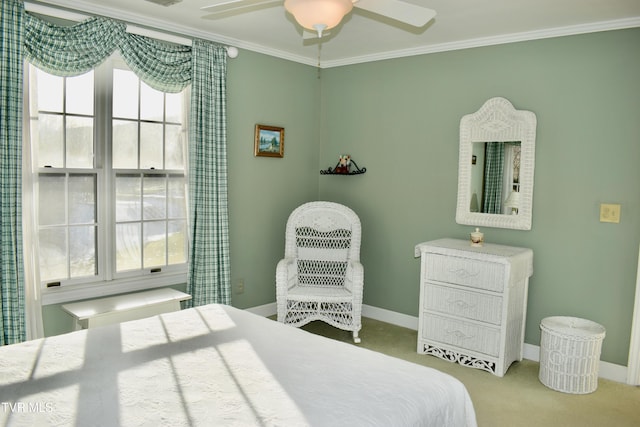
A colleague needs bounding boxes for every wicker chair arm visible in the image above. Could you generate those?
[344,260,364,294]
[276,258,297,291]
[276,257,297,323]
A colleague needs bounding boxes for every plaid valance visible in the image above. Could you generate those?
[24,12,192,93]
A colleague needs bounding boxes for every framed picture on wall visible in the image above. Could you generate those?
[254,124,284,158]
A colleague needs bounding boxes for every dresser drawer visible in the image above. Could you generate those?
[424,254,506,292]
[422,313,500,357]
[423,283,503,325]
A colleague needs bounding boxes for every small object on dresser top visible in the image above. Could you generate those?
[470,227,484,247]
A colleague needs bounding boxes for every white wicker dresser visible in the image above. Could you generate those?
[415,238,533,377]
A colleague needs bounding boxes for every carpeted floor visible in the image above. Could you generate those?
[296,317,640,427]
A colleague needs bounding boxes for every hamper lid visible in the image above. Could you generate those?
[540,316,606,338]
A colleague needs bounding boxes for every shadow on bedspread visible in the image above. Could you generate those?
[0,304,477,427]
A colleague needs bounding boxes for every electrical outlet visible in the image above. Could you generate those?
[600,203,621,223]
[234,279,245,294]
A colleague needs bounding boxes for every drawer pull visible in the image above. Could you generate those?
[445,328,473,340]
[447,298,476,310]
[449,267,480,280]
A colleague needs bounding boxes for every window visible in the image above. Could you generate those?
[28,55,189,297]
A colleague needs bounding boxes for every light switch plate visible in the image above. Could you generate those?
[600,203,621,223]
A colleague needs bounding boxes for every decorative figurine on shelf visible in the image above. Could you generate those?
[319,155,366,175]
[470,227,484,247]
[335,154,351,174]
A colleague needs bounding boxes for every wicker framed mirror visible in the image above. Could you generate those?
[456,97,537,230]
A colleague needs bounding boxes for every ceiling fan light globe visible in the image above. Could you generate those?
[284,0,353,32]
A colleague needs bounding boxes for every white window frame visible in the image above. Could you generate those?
[31,54,189,305]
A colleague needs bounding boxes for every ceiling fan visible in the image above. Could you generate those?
[201,0,436,39]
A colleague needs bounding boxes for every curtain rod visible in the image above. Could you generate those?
[23,2,240,57]
[24,2,192,46]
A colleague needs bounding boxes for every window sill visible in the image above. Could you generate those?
[41,272,188,306]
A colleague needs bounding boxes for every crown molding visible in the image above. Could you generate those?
[322,16,640,68]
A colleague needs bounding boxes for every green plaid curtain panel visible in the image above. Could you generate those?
[186,40,231,307]
[482,142,505,214]
[0,0,26,345]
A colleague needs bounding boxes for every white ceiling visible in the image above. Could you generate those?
[28,0,640,68]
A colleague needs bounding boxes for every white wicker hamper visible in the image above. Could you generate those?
[539,316,606,394]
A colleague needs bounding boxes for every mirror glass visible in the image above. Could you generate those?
[470,141,521,214]
[456,98,536,230]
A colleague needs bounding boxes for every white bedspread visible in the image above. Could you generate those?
[0,304,476,426]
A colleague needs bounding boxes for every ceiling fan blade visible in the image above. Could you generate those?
[201,0,280,14]
[353,0,436,28]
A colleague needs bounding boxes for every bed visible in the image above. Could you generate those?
[0,304,477,426]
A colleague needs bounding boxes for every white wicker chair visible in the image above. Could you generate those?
[276,201,364,343]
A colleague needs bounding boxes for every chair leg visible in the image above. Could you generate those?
[353,331,361,344]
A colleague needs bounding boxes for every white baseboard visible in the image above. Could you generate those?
[247,302,628,384]
[245,302,276,317]
[362,304,420,330]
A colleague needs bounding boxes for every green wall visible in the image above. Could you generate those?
[225,51,321,308]
[42,29,640,367]
[317,29,640,365]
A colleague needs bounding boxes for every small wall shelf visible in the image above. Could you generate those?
[320,160,367,175]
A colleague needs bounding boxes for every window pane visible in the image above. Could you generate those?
[37,114,63,168]
[30,59,190,287]
[143,175,166,220]
[113,69,139,119]
[70,226,96,278]
[66,116,94,168]
[165,92,182,123]
[113,120,139,169]
[68,175,96,224]
[116,175,141,222]
[140,82,164,121]
[168,220,187,265]
[168,176,186,219]
[39,174,66,226]
[165,124,184,170]
[36,70,63,112]
[140,123,163,169]
[66,71,94,115]
[144,221,166,268]
[116,223,141,272]
[39,228,67,282]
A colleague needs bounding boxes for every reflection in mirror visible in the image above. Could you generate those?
[470,142,520,214]
[456,97,536,230]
